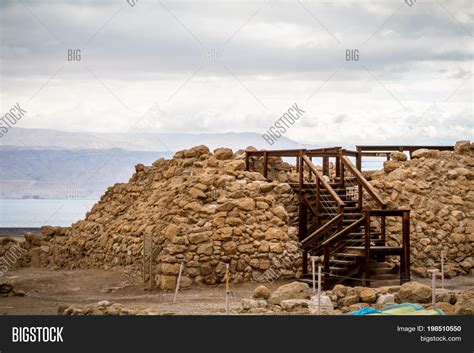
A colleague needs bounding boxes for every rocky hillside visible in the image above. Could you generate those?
[368,141,473,278]
[34,145,301,289]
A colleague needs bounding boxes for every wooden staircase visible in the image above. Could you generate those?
[245,147,411,289]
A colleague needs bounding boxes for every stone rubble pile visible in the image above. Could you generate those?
[0,280,26,297]
[239,281,473,315]
[58,301,165,316]
[31,146,302,289]
[367,140,473,277]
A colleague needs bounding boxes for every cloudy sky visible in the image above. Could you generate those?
[0,0,472,146]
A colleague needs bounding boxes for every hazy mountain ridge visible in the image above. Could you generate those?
[1,128,306,151]
[0,128,311,199]
[0,148,171,199]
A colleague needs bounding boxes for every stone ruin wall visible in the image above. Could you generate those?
[2,141,472,288]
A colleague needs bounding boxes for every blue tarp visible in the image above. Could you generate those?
[348,303,445,316]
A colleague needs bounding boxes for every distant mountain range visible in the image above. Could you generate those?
[0,148,171,199]
[1,128,306,152]
[0,128,310,199]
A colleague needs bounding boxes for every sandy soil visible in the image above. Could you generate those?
[1,268,472,315]
[0,268,293,315]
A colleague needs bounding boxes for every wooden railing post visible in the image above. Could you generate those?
[263,151,268,179]
[337,205,344,232]
[299,201,307,242]
[245,151,249,171]
[324,244,330,290]
[298,151,304,191]
[381,215,386,244]
[315,177,320,228]
[356,147,362,171]
[340,159,345,187]
[402,210,411,283]
[380,214,386,262]
[364,211,371,287]
[308,156,313,180]
[322,156,329,176]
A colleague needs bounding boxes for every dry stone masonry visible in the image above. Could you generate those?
[6,140,472,289]
[37,146,302,289]
[367,141,473,277]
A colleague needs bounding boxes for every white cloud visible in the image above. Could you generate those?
[0,0,472,145]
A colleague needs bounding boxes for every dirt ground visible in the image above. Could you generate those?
[1,268,472,315]
[0,268,294,315]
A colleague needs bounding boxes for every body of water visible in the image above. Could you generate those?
[0,199,98,227]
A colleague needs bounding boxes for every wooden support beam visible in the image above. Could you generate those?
[298,201,307,242]
[364,212,371,287]
[356,147,362,171]
[302,250,308,276]
[323,245,330,290]
[298,153,303,191]
[307,156,313,180]
[340,161,345,188]
[315,180,320,228]
[322,156,329,176]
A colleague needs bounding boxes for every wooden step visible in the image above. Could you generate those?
[350,232,381,237]
[369,279,400,286]
[369,273,399,280]
[334,252,365,259]
[330,259,355,265]
[329,266,351,273]
[319,213,362,218]
[345,246,403,255]
[343,238,381,243]
[371,267,396,275]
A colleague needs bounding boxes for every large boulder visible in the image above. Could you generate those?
[384,160,401,173]
[280,299,310,312]
[412,149,439,159]
[376,293,395,305]
[213,147,234,160]
[308,295,334,315]
[359,288,377,303]
[41,226,66,237]
[390,151,407,161]
[454,290,474,315]
[435,302,455,315]
[454,140,471,155]
[253,285,271,300]
[398,281,432,303]
[0,281,14,297]
[268,282,310,305]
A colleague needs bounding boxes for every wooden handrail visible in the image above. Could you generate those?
[321,217,365,246]
[367,209,410,216]
[302,194,319,217]
[301,213,343,246]
[301,155,345,208]
[341,156,387,208]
